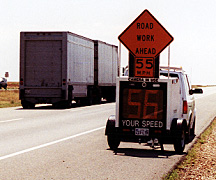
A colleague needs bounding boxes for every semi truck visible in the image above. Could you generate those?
[20,31,117,108]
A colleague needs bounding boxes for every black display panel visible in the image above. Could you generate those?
[119,81,167,129]
[122,88,163,120]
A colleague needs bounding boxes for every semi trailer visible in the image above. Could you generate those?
[19,31,117,108]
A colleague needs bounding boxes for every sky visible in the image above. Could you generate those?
[1,0,216,85]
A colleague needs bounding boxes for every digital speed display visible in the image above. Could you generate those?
[121,88,163,120]
[119,81,167,123]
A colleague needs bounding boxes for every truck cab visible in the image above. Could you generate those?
[105,66,203,153]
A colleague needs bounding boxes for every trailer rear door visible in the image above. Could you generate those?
[25,40,62,87]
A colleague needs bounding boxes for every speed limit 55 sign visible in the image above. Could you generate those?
[129,54,159,78]
[135,57,154,78]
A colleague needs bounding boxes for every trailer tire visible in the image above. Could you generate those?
[107,135,120,150]
[174,128,186,154]
[105,116,120,150]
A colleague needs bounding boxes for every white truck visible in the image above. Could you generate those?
[20,32,117,108]
[105,66,203,153]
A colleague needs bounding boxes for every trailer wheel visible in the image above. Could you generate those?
[174,128,186,154]
[107,135,120,150]
[105,117,120,150]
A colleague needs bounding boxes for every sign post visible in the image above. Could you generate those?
[118,9,173,79]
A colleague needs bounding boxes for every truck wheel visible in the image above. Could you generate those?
[107,135,120,150]
[64,100,72,108]
[106,94,115,103]
[22,104,29,109]
[174,128,186,154]
[22,101,35,109]
[29,103,35,109]
[79,98,88,106]
[190,118,196,136]
[54,101,71,109]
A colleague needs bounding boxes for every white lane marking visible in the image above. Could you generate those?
[0,118,23,123]
[0,126,105,161]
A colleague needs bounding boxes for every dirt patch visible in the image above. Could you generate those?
[165,118,216,179]
[178,124,216,179]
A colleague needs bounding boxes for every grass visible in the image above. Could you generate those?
[0,82,21,108]
[7,81,19,89]
[164,117,216,180]
[191,85,216,88]
[191,85,207,89]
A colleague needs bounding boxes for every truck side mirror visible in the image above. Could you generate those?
[189,88,203,95]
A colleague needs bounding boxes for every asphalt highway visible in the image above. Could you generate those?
[0,87,215,179]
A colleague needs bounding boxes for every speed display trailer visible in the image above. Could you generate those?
[105,9,202,153]
[105,76,183,152]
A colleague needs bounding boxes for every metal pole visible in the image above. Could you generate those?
[118,41,121,77]
[168,46,170,79]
